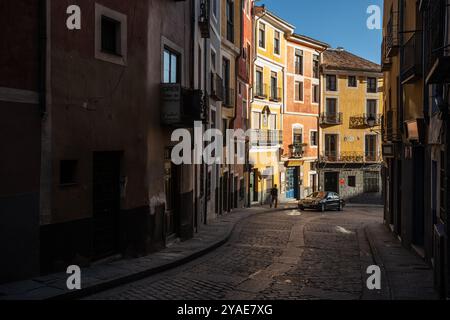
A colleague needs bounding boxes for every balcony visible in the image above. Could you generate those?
[401,32,423,84]
[424,0,450,84]
[250,129,282,147]
[319,113,343,126]
[223,86,235,108]
[254,83,268,99]
[320,151,381,163]
[269,87,282,102]
[289,143,307,159]
[210,72,223,101]
[161,84,205,127]
[385,11,399,58]
[349,114,382,129]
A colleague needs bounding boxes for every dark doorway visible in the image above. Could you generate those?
[324,172,339,193]
[164,160,180,239]
[93,152,121,259]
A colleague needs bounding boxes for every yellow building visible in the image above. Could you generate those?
[319,48,384,203]
[249,6,294,204]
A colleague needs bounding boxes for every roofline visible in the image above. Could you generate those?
[254,6,295,33]
[288,33,330,50]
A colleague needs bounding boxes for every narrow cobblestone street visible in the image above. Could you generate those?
[85,206,435,300]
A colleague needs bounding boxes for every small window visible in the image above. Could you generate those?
[348,176,356,187]
[313,84,319,103]
[60,160,77,185]
[259,23,266,48]
[310,131,318,147]
[295,81,304,101]
[295,49,303,75]
[313,54,320,79]
[101,16,121,55]
[274,31,280,55]
[367,77,377,93]
[348,76,357,88]
[211,50,216,71]
[326,74,337,91]
[163,47,180,84]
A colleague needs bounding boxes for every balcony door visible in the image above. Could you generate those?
[324,134,338,160]
[365,135,377,161]
[326,98,337,115]
[366,99,377,117]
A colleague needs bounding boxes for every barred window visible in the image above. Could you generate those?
[364,171,380,193]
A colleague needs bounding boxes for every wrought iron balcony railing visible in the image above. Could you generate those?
[289,143,307,159]
[319,112,343,126]
[269,87,282,102]
[385,11,399,58]
[250,129,283,147]
[254,83,268,99]
[349,114,382,128]
[320,151,382,163]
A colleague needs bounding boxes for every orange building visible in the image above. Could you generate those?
[282,34,328,200]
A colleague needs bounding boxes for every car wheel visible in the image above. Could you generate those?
[299,206,305,211]
[320,204,325,212]
[337,203,342,211]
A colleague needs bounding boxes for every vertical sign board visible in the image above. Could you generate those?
[161,84,182,125]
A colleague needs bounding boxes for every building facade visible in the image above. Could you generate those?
[250,7,294,204]
[382,0,450,298]
[282,34,328,200]
[319,49,384,204]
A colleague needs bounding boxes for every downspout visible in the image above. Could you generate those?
[317,46,328,191]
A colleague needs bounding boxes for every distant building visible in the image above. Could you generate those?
[282,34,328,200]
[319,48,384,204]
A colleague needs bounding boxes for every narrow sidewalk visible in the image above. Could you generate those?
[365,223,438,300]
[0,204,296,300]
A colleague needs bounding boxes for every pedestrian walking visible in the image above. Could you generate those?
[270,185,279,208]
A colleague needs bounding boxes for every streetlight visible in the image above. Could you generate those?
[366,114,377,128]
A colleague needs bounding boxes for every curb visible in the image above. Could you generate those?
[49,206,297,300]
[363,225,393,300]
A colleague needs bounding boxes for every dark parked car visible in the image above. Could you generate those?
[298,191,345,212]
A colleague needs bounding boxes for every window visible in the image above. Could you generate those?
[366,99,377,117]
[364,171,380,193]
[365,135,377,161]
[255,67,264,96]
[252,112,261,129]
[310,131,318,147]
[367,77,377,93]
[211,50,216,71]
[293,127,303,145]
[101,16,121,55]
[313,84,319,103]
[259,23,266,48]
[274,31,280,55]
[269,114,277,130]
[163,48,180,83]
[326,98,337,114]
[325,134,338,159]
[60,160,77,185]
[348,76,357,87]
[295,49,303,75]
[326,75,337,91]
[270,72,278,100]
[295,81,304,101]
[348,176,356,187]
[313,54,320,78]
[223,58,231,104]
[226,0,234,42]
[95,4,127,65]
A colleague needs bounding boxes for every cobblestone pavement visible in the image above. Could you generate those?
[86,207,434,300]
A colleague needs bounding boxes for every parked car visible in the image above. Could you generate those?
[298,191,345,212]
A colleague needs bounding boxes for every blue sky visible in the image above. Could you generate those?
[259,0,383,64]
